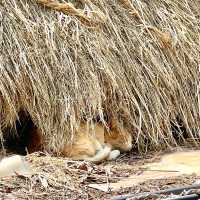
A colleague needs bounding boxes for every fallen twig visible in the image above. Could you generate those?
[111,184,200,200]
[166,193,200,200]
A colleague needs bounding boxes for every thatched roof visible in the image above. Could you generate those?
[1,0,200,152]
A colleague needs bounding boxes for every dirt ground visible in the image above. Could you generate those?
[0,148,200,200]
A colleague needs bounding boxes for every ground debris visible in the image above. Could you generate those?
[0,149,200,199]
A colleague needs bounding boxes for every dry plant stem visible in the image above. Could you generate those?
[146,26,173,49]
[36,0,103,27]
[119,0,140,19]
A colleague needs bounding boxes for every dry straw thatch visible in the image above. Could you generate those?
[1,0,200,153]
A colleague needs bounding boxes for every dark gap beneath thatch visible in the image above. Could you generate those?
[171,116,188,142]
[2,110,41,155]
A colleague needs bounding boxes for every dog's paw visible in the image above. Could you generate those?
[107,149,120,160]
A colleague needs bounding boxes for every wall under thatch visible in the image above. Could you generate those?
[1,0,200,153]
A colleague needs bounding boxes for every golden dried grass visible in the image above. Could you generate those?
[1,0,200,153]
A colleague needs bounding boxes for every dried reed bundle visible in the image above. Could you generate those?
[1,0,200,153]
